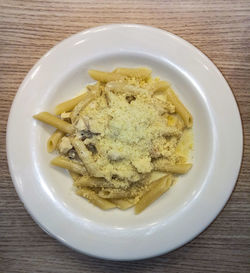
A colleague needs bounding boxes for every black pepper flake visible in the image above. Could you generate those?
[126,95,136,103]
[86,143,97,154]
[104,93,110,106]
[111,174,119,180]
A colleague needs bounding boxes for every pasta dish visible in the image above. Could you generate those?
[34,67,193,214]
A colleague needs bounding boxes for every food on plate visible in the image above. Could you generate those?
[34,67,193,214]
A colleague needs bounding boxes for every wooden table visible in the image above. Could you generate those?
[1,1,249,272]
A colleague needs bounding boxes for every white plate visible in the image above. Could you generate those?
[7,24,243,260]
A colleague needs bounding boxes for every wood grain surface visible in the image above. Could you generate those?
[0,0,249,272]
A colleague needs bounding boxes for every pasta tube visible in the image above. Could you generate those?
[69,171,81,181]
[98,189,131,199]
[153,159,192,174]
[113,67,151,79]
[72,138,104,177]
[135,175,173,214]
[70,93,95,123]
[47,129,64,153]
[88,70,125,82]
[74,175,112,188]
[76,188,116,210]
[110,199,134,210]
[33,112,74,134]
[166,87,193,128]
[151,81,170,93]
[51,156,86,175]
[105,81,148,95]
[55,93,90,115]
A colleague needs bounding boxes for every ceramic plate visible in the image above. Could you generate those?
[7,24,243,260]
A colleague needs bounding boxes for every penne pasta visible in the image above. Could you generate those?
[151,80,170,93]
[110,199,134,210]
[113,67,151,79]
[166,87,193,128]
[74,175,112,188]
[105,81,148,95]
[55,92,89,115]
[33,112,74,134]
[51,156,86,175]
[69,171,81,181]
[166,114,185,130]
[86,82,101,92]
[88,70,125,82]
[76,188,116,210]
[60,112,72,120]
[153,159,192,174]
[70,93,95,123]
[135,175,173,214]
[47,129,64,153]
[98,189,131,199]
[72,138,104,178]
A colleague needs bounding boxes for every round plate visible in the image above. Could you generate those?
[7,24,243,260]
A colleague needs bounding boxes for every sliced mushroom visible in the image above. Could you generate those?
[80,130,100,141]
[68,148,77,159]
